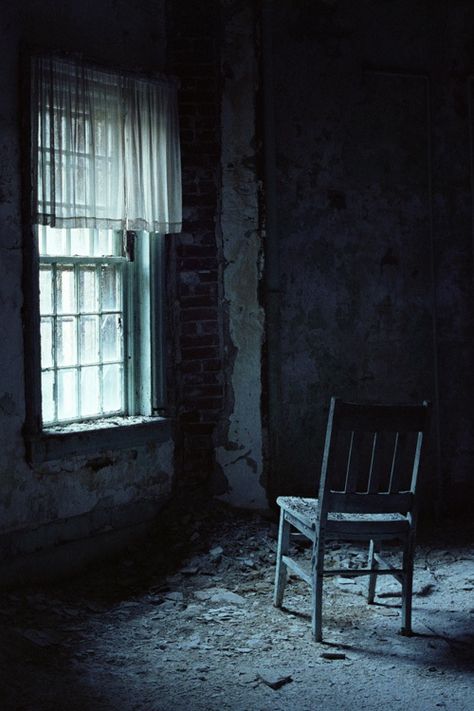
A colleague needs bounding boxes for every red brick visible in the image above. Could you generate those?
[181,322,198,336]
[181,360,202,374]
[197,271,218,283]
[180,295,216,308]
[178,257,218,271]
[189,397,222,410]
[177,245,217,258]
[183,372,220,386]
[187,385,223,398]
[199,320,219,335]
[181,307,217,322]
[180,333,219,348]
[181,345,220,360]
[181,422,215,435]
[202,359,222,371]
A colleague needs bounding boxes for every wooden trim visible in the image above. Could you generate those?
[25,417,173,464]
[21,51,43,437]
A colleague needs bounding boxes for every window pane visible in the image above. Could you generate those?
[41,370,55,424]
[40,317,54,369]
[79,267,98,313]
[80,366,100,417]
[57,316,77,366]
[102,364,123,412]
[70,228,92,256]
[45,227,68,256]
[100,265,121,311]
[93,229,121,257]
[38,233,127,424]
[39,265,53,314]
[101,314,122,362]
[57,266,75,313]
[79,315,99,364]
[57,369,77,420]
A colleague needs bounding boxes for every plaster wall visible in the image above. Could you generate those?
[216,0,267,509]
[0,0,174,572]
[267,0,474,508]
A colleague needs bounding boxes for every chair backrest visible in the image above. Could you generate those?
[317,397,431,517]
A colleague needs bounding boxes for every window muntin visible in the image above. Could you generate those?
[38,225,127,425]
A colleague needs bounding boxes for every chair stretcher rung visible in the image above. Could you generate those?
[323,567,404,578]
[374,553,404,584]
[281,557,404,582]
[282,555,312,585]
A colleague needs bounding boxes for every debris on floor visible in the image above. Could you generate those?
[257,670,293,689]
[0,498,473,710]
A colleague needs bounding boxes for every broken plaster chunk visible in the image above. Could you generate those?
[209,546,224,559]
[162,591,184,603]
[321,652,347,660]
[181,564,200,575]
[257,671,293,690]
[194,587,245,604]
[335,576,357,586]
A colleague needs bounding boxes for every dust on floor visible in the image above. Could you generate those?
[0,500,473,711]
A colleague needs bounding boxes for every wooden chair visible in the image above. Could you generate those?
[273,397,431,642]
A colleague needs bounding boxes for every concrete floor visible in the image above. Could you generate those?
[1,501,473,710]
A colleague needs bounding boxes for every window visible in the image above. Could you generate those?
[24,55,181,454]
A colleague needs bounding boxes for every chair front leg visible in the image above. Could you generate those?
[273,511,290,607]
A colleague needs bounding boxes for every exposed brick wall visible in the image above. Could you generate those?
[166,0,223,488]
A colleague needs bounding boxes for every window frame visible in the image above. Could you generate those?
[21,55,171,464]
[39,242,128,426]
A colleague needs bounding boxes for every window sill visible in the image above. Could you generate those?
[25,415,173,464]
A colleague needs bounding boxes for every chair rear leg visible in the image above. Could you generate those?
[273,511,290,607]
[311,542,325,642]
[401,540,414,635]
[367,539,380,604]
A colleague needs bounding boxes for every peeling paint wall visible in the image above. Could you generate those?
[0,0,174,574]
[216,0,267,509]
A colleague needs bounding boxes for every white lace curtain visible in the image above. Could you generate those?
[31,55,182,234]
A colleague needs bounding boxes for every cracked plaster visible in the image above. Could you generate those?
[216,0,267,510]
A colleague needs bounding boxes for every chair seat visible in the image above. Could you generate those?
[277,496,410,539]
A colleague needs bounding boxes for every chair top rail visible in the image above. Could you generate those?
[333,400,430,433]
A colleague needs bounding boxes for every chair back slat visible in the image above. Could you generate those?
[388,432,400,493]
[344,431,357,493]
[367,432,378,493]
